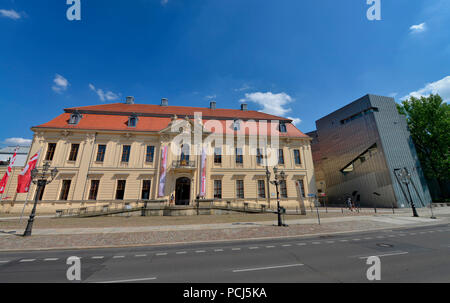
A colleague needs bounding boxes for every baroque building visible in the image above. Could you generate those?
[0,97,316,213]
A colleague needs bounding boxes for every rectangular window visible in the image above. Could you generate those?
[278,149,285,165]
[141,180,151,200]
[59,180,71,201]
[68,144,80,161]
[235,148,243,164]
[214,180,222,199]
[298,179,305,198]
[258,180,266,199]
[45,143,57,161]
[256,148,263,165]
[214,147,222,164]
[96,145,106,162]
[236,180,244,199]
[89,180,100,200]
[279,122,287,133]
[146,146,155,163]
[116,180,126,200]
[121,145,131,163]
[280,180,288,198]
[294,149,302,165]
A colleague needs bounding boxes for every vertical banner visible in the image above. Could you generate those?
[17,150,41,193]
[158,146,168,197]
[200,147,207,197]
[0,147,18,194]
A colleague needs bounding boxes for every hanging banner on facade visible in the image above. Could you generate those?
[158,146,168,197]
[200,147,207,197]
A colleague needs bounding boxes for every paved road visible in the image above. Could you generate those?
[0,223,449,283]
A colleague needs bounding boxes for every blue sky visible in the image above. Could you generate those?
[0,0,449,147]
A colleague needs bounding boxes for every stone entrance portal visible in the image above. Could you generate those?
[175,177,191,205]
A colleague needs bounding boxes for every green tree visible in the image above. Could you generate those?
[397,94,450,198]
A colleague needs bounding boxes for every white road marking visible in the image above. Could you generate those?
[282,244,292,247]
[312,242,321,245]
[195,250,206,253]
[20,259,36,262]
[339,239,348,242]
[0,260,9,264]
[358,251,408,259]
[176,251,187,255]
[44,258,59,261]
[113,256,125,259]
[155,253,167,256]
[92,256,104,259]
[232,248,241,251]
[326,241,335,244]
[214,249,223,252]
[297,243,307,246]
[249,247,259,250]
[135,254,147,257]
[93,277,157,283]
[266,246,276,248]
[233,264,304,273]
[352,239,361,241]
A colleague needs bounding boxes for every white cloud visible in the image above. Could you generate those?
[205,94,217,100]
[52,74,69,94]
[0,9,21,20]
[287,117,302,126]
[240,91,302,125]
[234,84,252,92]
[241,92,293,116]
[89,83,120,102]
[4,137,32,146]
[402,76,450,102]
[410,22,427,33]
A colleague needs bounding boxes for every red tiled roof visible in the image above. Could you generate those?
[34,113,309,138]
[64,103,289,121]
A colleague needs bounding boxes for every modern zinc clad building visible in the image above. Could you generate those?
[0,97,316,213]
[308,94,432,208]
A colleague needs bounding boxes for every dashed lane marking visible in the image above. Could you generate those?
[20,259,36,262]
[266,246,276,248]
[214,249,224,252]
[113,256,125,259]
[176,251,187,255]
[282,244,292,247]
[92,256,104,259]
[249,247,259,250]
[155,253,167,256]
[93,277,157,283]
[232,248,241,251]
[195,250,206,253]
[232,264,304,273]
[135,254,147,257]
[44,258,59,261]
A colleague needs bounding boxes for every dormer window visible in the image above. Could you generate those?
[68,111,82,125]
[128,114,138,128]
[279,122,287,133]
[233,120,241,131]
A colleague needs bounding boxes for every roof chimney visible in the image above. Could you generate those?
[210,101,216,110]
[161,98,168,106]
[125,96,135,104]
[241,103,248,111]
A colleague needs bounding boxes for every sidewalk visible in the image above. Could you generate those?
[0,208,448,252]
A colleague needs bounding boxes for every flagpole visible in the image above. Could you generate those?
[19,190,31,224]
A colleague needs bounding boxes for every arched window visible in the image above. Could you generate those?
[68,111,82,125]
[128,114,138,127]
[180,144,190,163]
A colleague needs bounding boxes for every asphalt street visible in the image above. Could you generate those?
[0,223,449,283]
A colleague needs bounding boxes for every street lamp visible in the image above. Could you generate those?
[23,161,58,237]
[265,166,271,208]
[269,166,287,227]
[396,168,419,218]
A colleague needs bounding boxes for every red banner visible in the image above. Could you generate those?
[17,150,40,193]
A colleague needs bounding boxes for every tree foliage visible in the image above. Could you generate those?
[397,94,450,183]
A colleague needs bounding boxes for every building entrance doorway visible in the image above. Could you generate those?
[175,177,191,205]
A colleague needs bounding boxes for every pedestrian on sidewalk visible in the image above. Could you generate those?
[347,197,353,212]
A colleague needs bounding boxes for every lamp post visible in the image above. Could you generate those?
[265,166,271,209]
[23,161,58,237]
[269,167,287,227]
[396,168,419,218]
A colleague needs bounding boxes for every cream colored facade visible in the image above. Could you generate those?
[0,113,317,214]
